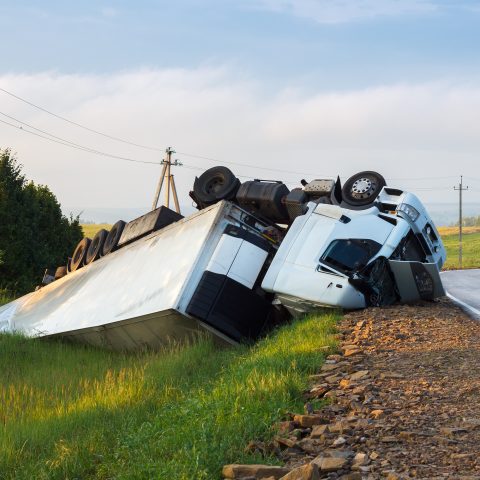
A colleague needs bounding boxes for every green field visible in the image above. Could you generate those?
[438,227,480,270]
[81,224,112,239]
[0,312,338,480]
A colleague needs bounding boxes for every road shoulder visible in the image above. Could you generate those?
[224,299,480,479]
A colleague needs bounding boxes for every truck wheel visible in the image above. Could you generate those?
[102,220,126,256]
[85,229,108,264]
[342,171,386,207]
[70,238,91,272]
[193,166,240,208]
[54,266,68,280]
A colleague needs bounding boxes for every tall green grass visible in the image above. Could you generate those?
[0,312,338,479]
[441,232,480,269]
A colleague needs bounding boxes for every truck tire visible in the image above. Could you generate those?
[54,266,68,280]
[102,220,126,256]
[192,166,240,209]
[70,238,91,272]
[85,229,108,265]
[342,171,386,207]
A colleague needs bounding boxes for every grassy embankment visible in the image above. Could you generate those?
[0,311,338,480]
[438,226,480,270]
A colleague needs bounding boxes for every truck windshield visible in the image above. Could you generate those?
[321,239,382,275]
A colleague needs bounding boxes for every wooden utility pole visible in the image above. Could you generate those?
[151,147,182,213]
[454,175,468,269]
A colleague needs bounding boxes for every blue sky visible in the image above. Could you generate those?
[3,0,480,85]
[1,1,480,214]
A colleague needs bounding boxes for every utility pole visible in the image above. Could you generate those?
[454,175,468,269]
[151,147,182,213]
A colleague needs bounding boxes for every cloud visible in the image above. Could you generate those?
[0,68,479,216]
[100,7,118,18]
[248,0,438,24]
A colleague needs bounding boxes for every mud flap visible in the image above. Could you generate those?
[388,260,445,302]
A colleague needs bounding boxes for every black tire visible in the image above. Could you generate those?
[54,266,68,280]
[342,171,386,207]
[85,229,108,265]
[70,238,91,272]
[192,166,240,208]
[102,220,126,256]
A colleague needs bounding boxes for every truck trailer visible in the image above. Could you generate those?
[0,168,446,349]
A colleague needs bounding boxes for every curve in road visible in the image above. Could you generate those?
[441,269,480,319]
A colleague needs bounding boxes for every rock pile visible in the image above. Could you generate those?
[223,299,480,479]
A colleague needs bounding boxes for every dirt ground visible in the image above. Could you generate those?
[224,299,480,479]
[286,299,480,479]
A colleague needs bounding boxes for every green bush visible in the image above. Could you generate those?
[0,148,83,295]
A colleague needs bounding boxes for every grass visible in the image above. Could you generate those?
[0,311,339,480]
[437,226,480,236]
[0,290,13,307]
[438,227,480,270]
[81,224,112,239]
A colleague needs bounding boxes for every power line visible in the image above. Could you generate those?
[181,163,255,180]
[0,112,258,175]
[386,175,458,181]
[0,88,476,184]
[414,187,454,191]
[178,152,465,183]
[176,151,336,178]
[0,117,160,165]
[0,86,164,152]
[0,86,333,177]
[0,110,158,162]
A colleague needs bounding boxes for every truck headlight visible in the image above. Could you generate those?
[397,203,420,222]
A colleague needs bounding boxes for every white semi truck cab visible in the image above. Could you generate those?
[262,187,445,315]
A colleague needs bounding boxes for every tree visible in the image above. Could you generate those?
[0,149,83,294]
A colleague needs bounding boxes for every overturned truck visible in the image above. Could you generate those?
[0,169,446,349]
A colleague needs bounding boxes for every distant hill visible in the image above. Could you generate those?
[64,205,194,225]
[424,202,480,227]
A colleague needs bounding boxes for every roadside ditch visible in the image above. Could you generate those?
[223,299,480,479]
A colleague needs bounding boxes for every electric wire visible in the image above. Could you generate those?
[0,118,161,165]
[0,86,330,176]
[175,151,335,178]
[0,110,161,164]
[0,86,164,152]
[0,88,358,178]
[0,87,475,183]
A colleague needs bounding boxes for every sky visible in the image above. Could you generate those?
[1,0,480,221]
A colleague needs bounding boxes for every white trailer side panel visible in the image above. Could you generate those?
[0,203,230,349]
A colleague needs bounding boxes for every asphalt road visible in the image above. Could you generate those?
[441,269,480,319]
